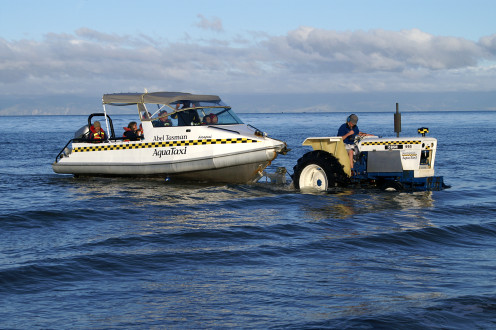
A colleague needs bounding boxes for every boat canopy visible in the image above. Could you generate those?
[102,92,221,105]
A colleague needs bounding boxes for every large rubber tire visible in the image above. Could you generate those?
[293,150,349,191]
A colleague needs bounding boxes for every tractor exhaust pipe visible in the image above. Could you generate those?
[394,102,401,137]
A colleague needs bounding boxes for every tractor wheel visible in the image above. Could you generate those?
[292,150,348,191]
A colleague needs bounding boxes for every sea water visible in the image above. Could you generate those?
[1,111,496,328]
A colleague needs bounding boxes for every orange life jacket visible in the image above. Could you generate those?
[123,126,142,141]
[123,127,131,141]
[89,126,106,140]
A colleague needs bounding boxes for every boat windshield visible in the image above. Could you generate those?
[140,100,244,127]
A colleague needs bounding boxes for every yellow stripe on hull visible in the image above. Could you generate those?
[74,138,259,153]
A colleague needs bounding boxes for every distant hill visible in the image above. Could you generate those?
[1,91,495,116]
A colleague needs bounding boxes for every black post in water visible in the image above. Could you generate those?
[394,103,401,137]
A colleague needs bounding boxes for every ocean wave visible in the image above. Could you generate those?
[0,208,104,229]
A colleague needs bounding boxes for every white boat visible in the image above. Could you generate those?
[52,91,289,183]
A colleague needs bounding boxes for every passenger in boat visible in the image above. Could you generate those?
[337,114,373,173]
[172,101,201,126]
[153,110,173,127]
[89,121,107,142]
[202,113,218,125]
[123,121,142,141]
[141,111,152,120]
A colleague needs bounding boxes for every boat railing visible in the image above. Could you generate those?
[54,138,85,163]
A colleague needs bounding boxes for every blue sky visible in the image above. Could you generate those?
[1,0,496,114]
[2,0,494,41]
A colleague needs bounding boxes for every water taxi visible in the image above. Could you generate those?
[52,91,289,183]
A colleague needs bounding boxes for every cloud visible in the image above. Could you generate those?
[267,27,484,73]
[1,26,496,101]
[75,28,128,44]
[479,33,496,54]
[195,14,224,32]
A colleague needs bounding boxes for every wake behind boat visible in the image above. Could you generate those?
[52,91,289,183]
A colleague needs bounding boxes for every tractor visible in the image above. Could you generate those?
[292,107,447,191]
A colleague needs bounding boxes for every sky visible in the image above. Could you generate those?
[1,0,496,115]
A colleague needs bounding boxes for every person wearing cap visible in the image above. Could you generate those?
[89,121,107,142]
[337,114,372,175]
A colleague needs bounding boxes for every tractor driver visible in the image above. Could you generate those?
[337,114,373,174]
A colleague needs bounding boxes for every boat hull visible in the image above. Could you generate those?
[52,138,282,183]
